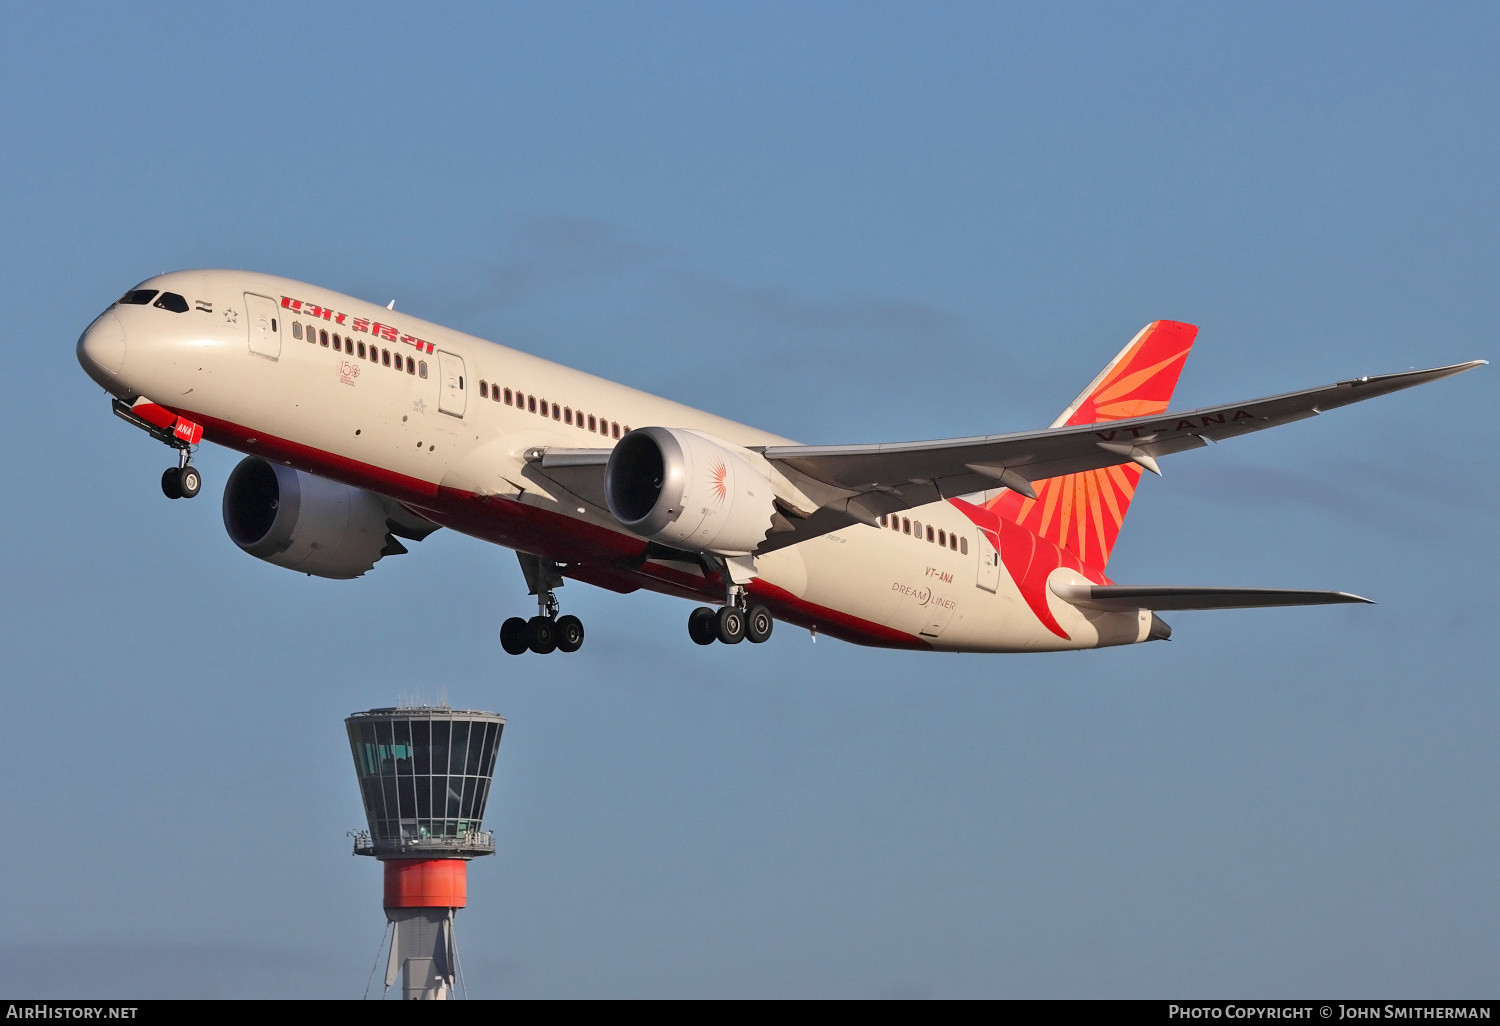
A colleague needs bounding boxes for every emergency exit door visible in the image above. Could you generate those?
[976,528,1000,593]
[437,350,467,417]
[245,293,281,360]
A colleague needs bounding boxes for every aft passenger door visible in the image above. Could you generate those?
[975,528,1000,593]
[245,293,281,360]
[437,350,467,417]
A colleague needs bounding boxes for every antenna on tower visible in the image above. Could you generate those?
[346,705,505,1000]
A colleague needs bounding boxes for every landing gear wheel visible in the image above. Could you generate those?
[499,617,530,655]
[715,606,746,645]
[688,606,718,646]
[527,615,558,655]
[555,614,585,653]
[161,467,183,500]
[177,465,201,499]
[745,605,774,644]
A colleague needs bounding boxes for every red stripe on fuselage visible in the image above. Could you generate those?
[182,409,932,650]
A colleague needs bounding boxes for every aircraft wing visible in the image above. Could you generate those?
[759,361,1482,509]
[526,360,1482,553]
[1050,583,1372,612]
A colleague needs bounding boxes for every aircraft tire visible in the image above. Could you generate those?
[745,606,773,644]
[556,614,585,653]
[527,615,558,655]
[715,606,746,645]
[161,467,183,500]
[177,465,202,499]
[499,617,530,655]
[688,606,717,646]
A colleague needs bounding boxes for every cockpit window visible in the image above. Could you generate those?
[153,292,190,313]
[118,289,158,305]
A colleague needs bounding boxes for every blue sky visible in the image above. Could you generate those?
[1,1,1495,998]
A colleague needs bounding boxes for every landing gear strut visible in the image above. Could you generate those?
[500,553,585,656]
[688,558,774,647]
[160,445,201,500]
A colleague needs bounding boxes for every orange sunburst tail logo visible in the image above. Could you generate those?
[984,320,1196,572]
[709,460,729,504]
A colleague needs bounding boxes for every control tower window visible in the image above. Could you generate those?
[153,292,189,313]
[118,289,158,305]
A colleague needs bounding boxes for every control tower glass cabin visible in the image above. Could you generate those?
[347,707,504,860]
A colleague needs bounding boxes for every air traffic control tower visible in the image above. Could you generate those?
[347,705,505,999]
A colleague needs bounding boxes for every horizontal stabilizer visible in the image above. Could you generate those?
[1050,583,1373,612]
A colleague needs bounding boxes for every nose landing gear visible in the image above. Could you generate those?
[500,553,586,656]
[160,446,201,500]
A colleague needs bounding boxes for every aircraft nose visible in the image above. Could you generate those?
[77,310,126,384]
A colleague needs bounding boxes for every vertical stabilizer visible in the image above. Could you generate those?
[983,320,1197,570]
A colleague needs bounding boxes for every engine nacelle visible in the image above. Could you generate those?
[222,457,432,579]
[605,427,775,556]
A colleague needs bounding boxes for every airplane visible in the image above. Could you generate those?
[76,270,1483,655]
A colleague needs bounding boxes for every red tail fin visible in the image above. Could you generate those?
[984,320,1197,571]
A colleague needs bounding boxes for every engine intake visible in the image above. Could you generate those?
[605,427,775,556]
[222,456,435,579]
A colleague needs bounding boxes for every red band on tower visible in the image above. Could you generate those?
[383,858,468,909]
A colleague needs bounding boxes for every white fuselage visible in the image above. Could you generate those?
[78,270,1151,652]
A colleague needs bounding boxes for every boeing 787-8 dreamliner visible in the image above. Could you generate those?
[76,271,1482,654]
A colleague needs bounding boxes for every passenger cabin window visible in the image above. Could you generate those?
[382,349,391,366]
[564,407,572,425]
[528,396,536,413]
[902,518,911,535]
[960,537,968,554]
[926,526,934,542]
[320,329,329,347]
[293,322,303,339]
[407,356,416,374]
[504,388,513,405]
[153,292,189,313]
[612,422,620,438]
[357,341,366,358]
[332,334,342,352]
[552,403,560,421]
[418,360,427,378]
[949,533,958,551]
[118,289,158,305]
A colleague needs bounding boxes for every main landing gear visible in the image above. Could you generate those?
[688,577,774,647]
[501,553,584,656]
[160,446,201,500]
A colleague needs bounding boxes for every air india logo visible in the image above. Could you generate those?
[709,460,728,504]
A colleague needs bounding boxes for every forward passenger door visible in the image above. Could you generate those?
[245,293,281,360]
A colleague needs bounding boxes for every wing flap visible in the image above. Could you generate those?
[1051,583,1373,612]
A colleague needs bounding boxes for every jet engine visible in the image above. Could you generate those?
[222,456,436,579]
[605,427,775,556]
